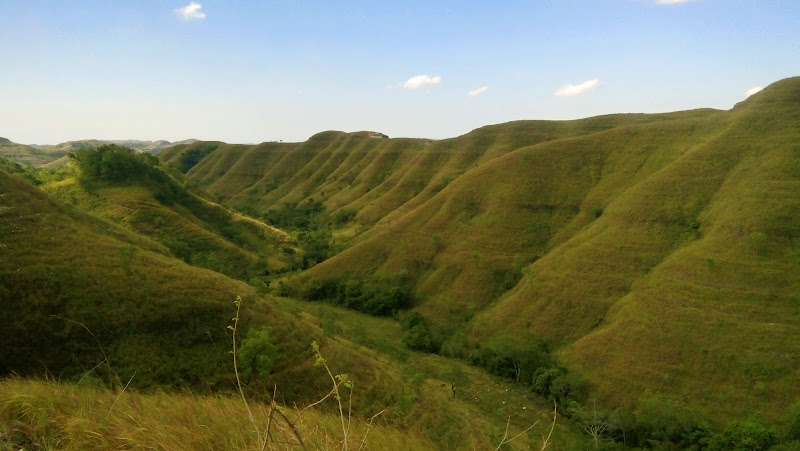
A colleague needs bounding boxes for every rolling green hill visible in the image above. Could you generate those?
[0,162,579,449]
[39,146,298,284]
[161,77,800,430]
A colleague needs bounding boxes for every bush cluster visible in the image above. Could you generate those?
[399,312,439,353]
[69,144,160,184]
[303,274,412,316]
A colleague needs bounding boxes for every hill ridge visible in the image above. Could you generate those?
[156,76,800,424]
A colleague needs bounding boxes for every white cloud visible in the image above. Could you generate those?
[553,79,600,97]
[745,86,763,98]
[175,2,206,21]
[468,86,488,97]
[402,75,442,90]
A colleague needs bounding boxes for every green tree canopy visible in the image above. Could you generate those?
[237,326,278,381]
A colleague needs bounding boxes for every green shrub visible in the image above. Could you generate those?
[706,415,775,451]
[632,394,711,449]
[469,335,551,384]
[303,274,412,316]
[237,327,278,382]
[400,312,438,353]
[264,200,325,231]
[549,372,588,406]
[332,208,357,226]
[179,145,217,172]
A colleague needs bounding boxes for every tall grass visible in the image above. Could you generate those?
[0,378,433,450]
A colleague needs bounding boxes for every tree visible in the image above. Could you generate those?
[549,372,587,406]
[237,326,278,382]
[573,400,612,448]
[68,144,159,185]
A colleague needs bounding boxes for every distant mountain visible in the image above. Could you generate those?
[0,139,68,167]
[0,138,199,167]
[30,138,200,155]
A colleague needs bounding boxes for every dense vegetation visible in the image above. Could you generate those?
[302,273,413,316]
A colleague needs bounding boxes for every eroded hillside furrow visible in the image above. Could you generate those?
[209,142,290,198]
[529,79,800,422]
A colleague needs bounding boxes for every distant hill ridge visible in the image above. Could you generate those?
[0,138,199,167]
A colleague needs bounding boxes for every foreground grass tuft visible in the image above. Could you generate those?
[0,378,433,450]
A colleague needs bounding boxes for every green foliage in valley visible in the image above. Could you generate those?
[264,200,325,231]
[400,312,440,353]
[303,273,413,316]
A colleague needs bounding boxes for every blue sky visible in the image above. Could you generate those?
[1,0,798,144]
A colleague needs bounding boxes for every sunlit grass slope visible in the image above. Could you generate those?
[161,77,800,426]
[0,168,426,412]
[553,78,800,422]
[162,113,716,230]
[325,78,800,422]
[42,172,296,282]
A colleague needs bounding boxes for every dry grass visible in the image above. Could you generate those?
[0,378,434,450]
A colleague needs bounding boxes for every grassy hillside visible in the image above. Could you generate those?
[161,114,716,229]
[40,153,298,284]
[160,77,800,432]
[0,167,303,389]
[0,167,582,449]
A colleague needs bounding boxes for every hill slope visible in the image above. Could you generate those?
[1,166,580,449]
[161,77,800,425]
[40,149,297,283]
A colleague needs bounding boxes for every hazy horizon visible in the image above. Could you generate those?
[1,0,798,145]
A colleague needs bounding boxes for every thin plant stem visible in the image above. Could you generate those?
[357,409,386,451]
[230,296,263,449]
[106,370,135,420]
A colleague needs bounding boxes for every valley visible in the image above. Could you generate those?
[2,77,800,449]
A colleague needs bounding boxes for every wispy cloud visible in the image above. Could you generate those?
[468,86,488,97]
[654,0,695,4]
[175,2,206,21]
[553,79,600,97]
[402,75,442,90]
[745,86,763,98]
